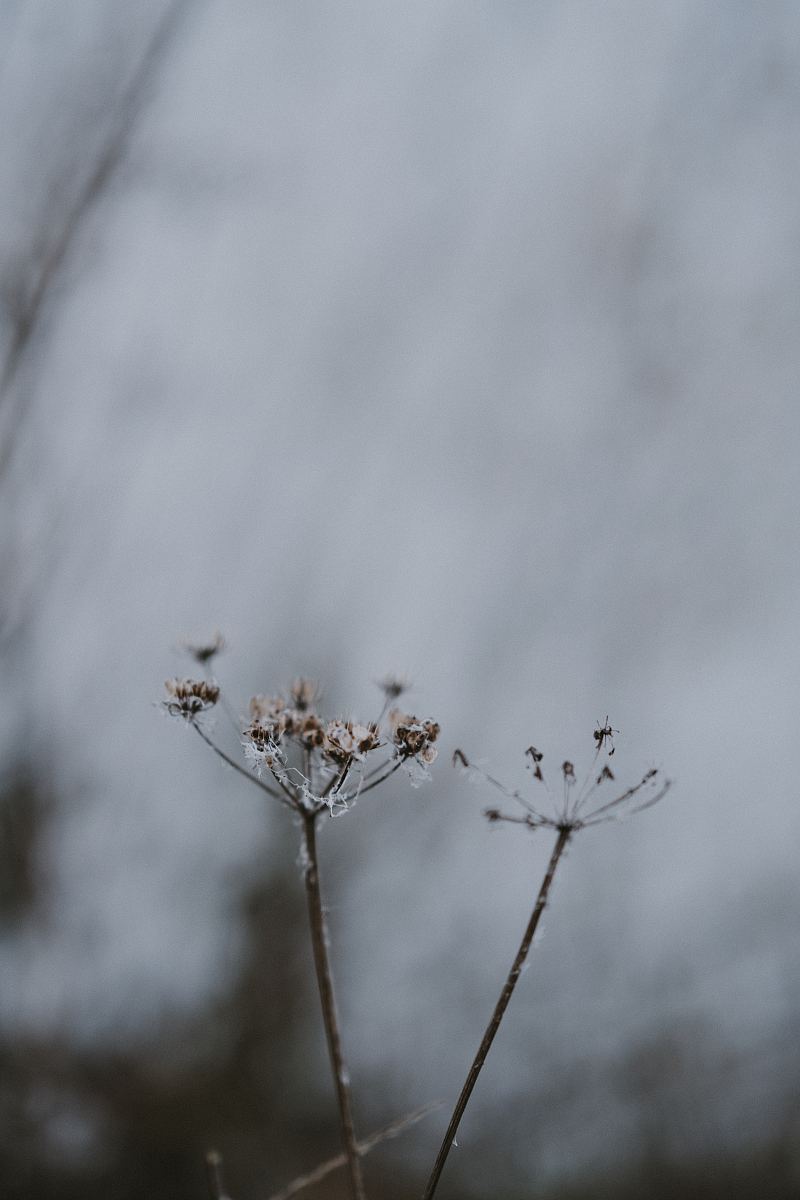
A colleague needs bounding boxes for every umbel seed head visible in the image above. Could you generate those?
[164,678,220,718]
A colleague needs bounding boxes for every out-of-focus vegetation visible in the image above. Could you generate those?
[1,767,798,1200]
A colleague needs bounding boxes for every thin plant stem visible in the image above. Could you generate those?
[190,722,291,810]
[322,756,353,800]
[357,758,403,796]
[301,811,366,1200]
[266,1103,440,1200]
[421,825,572,1200]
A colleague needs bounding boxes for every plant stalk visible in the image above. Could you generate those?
[421,825,571,1200]
[301,811,367,1200]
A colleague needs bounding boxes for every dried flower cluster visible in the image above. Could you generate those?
[163,677,220,718]
[454,718,669,834]
[162,655,441,1200]
[163,671,438,815]
[162,642,669,1200]
[422,721,670,1200]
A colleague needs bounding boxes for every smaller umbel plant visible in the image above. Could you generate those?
[162,655,439,1200]
[421,724,670,1199]
[161,640,669,1200]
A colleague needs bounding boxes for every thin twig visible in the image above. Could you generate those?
[190,721,292,809]
[361,752,393,783]
[578,769,659,824]
[421,826,572,1200]
[0,0,193,466]
[301,811,366,1200]
[356,758,403,797]
[583,778,671,826]
[322,755,352,800]
[266,1103,440,1200]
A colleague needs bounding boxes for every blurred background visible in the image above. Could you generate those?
[1,2,799,1197]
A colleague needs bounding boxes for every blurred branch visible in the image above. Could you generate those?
[0,0,193,480]
[205,1150,233,1200]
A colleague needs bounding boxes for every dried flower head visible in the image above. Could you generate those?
[164,678,220,718]
[180,631,226,665]
[324,720,381,764]
[296,713,326,749]
[376,674,412,701]
[290,678,319,712]
[242,721,285,772]
[456,719,669,834]
[390,711,440,765]
[164,654,440,819]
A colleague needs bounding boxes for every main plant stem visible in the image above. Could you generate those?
[301,811,367,1200]
[421,826,572,1200]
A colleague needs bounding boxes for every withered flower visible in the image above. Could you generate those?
[242,721,285,772]
[459,720,669,833]
[248,694,297,739]
[324,720,381,764]
[181,631,226,665]
[290,678,319,712]
[376,674,412,701]
[296,713,326,749]
[164,678,220,718]
[390,711,440,765]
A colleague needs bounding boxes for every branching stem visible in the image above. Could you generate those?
[421,825,572,1200]
[301,811,366,1200]
[357,758,403,796]
[190,722,292,809]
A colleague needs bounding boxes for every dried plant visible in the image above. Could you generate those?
[422,728,670,1200]
[162,645,669,1200]
[162,661,438,1200]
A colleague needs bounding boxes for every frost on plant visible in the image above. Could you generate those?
[161,670,440,818]
[161,652,441,1200]
[162,651,670,1200]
